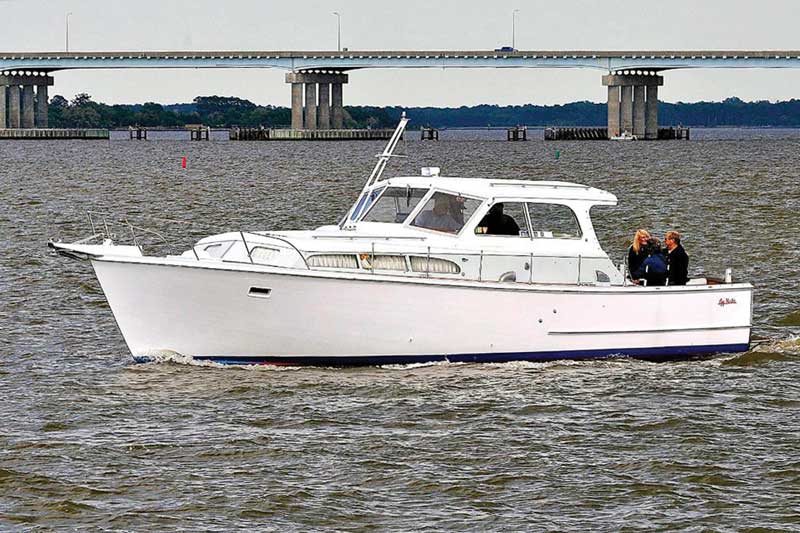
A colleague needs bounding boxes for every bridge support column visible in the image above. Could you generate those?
[286,72,348,130]
[645,85,659,140]
[0,73,54,129]
[607,85,620,137]
[620,85,633,134]
[318,83,331,129]
[304,83,317,130]
[0,86,6,128]
[291,82,303,129]
[332,82,344,129]
[36,84,49,127]
[603,73,663,140]
[7,85,20,128]
[633,85,646,138]
[21,85,35,128]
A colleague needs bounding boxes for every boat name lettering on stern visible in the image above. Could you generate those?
[718,298,737,307]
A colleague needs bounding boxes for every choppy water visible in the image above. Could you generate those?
[2,129,799,530]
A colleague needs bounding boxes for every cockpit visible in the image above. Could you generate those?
[352,184,585,242]
[355,186,483,234]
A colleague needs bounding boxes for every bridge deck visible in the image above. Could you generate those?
[2,50,800,73]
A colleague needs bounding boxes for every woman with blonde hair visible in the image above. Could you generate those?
[627,229,651,279]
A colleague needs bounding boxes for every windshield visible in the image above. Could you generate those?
[362,187,429,223]
[410,192,482,234]
[348,186,385,221]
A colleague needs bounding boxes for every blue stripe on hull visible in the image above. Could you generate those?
[147,343,750,367]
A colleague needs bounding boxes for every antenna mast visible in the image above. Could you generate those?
[340,113,409,228]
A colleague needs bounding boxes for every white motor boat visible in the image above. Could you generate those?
[610,130,638,141]
[50,116,753,366]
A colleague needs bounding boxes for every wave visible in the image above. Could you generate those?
[133,350,222,367]
[131,350,302,371]
[721,335,800,366]
[752,335,800,355]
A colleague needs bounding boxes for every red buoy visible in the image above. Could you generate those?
[181,156,187,168]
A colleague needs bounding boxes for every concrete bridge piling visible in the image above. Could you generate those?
[286,71,348,130]
[0,73,53,129]
[602,73,663,139]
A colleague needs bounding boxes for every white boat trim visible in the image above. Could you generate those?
[91,254,752,296]
[549,325,751,335]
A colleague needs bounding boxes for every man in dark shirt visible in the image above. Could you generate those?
[665,230,689,285]
[477,203,520,236]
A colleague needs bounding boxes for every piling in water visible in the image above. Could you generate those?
[507,126,527,141]
[544,126,690,141]
[420,127,439,141]
[0,128,109,140]
[231,128,396,141]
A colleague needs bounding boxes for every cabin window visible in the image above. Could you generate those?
[409,256,461,274]
[526,203,582,239]
[307,254,359,269]
[475,202,530,237]
[359,254,407,271]
[410,192,482,234]
[362,187,428,223]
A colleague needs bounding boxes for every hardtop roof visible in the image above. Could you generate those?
[377,176,618,205]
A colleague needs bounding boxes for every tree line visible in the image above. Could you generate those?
[47,94,800,129]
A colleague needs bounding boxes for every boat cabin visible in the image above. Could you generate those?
[191,171,624,287]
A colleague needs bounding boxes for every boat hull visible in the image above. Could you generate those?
[91,257,753,366]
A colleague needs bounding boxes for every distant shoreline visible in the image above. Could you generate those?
[48,95,800,129]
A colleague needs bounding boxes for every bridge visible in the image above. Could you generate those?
[2,50,800,137]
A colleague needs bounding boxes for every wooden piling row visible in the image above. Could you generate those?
[231,128,396,141]
[0,128,109,140]
[230,127,270,141]
[544,127,608,140]
[657,127,691,140]
[188,126,211,141]
[544,126,690,140]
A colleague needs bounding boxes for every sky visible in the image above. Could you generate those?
[1,0,799,107]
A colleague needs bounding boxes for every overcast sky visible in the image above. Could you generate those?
[2,0,799,107]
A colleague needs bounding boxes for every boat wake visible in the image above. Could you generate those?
[129,339,799,371]
[377,360,469,370]
[131,351,306,371]
[133,350,223,368]
[378,356,633,371]
[721,335,800,366]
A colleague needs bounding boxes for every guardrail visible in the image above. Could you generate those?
[86,210,172,251]
[72,212,619,285]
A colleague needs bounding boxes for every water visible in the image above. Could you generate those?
[2,129,799,530]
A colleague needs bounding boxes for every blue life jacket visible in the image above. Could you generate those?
[635,253,667,285]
